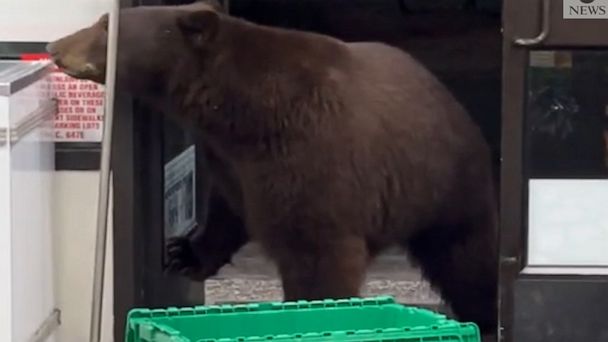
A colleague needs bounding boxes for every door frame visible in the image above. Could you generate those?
[500,1,608,341]
[112,0,209,340]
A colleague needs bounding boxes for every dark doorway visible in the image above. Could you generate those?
[112,1,503,341]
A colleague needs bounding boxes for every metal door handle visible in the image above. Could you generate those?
[514,0,551,46]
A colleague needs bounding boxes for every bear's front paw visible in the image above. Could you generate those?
[165,236,206,280]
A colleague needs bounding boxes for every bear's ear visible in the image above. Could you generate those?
[177,9,220,48]
[98,13,109,31]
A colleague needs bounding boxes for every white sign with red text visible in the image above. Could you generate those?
[22,54,105,143]
[49,71,104,142]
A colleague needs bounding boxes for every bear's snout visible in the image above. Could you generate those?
[45,42,58,55]
[45,42,63,66]
[45,41,70,62]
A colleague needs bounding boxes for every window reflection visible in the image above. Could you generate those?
[526,50,608,179]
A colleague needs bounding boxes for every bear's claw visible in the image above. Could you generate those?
[165,236,202,276]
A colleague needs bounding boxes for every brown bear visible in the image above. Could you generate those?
[46,0,498,334]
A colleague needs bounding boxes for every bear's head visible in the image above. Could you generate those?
[46,0,223,90]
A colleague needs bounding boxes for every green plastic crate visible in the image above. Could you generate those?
[125,296,480,342]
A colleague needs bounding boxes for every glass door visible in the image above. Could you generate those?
[111,0,207,340]
[501,0,608,341]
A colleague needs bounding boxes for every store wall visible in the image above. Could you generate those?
[0,0,115,339]
[52,171,114,342]
[0,0,110,42]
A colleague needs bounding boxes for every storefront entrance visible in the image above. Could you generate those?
[500,0,608,340]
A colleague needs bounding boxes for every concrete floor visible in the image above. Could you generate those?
[200,244,505,339]
[204,243,444,309]
[204,247,499,342]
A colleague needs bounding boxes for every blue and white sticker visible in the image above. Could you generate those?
[164,144,196,239]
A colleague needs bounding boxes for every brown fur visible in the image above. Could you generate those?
[47,1,498,333]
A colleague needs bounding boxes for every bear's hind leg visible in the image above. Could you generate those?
[405,222,498,335]
[270,236,368,301]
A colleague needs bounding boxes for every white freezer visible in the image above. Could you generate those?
[0,60,58,342]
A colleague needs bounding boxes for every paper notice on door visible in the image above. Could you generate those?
[164,145,196,239]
